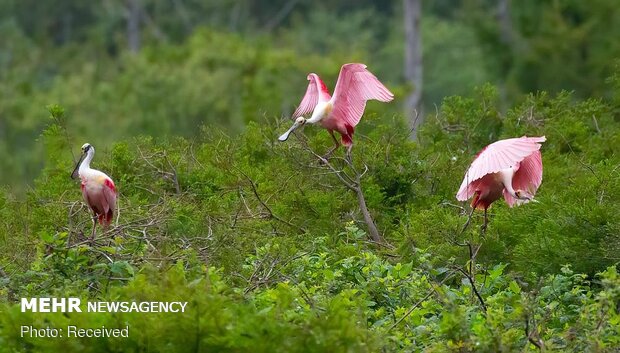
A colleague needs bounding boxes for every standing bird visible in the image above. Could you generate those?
[456,136,546,230]
[71,143,117,240]
[278,63,394,159]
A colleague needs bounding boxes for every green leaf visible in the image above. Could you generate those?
[509,280,521,294]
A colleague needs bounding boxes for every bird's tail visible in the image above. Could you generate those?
[341,124,355,146]
[471,192,488,210]
[105,210,114,227]
[341,134,353,147]
[98,210,114,227]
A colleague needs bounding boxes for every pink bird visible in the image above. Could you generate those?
[71,143,117,240]
[456,136,546,229]
[278,63,394,158]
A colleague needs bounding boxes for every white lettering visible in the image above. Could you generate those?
[107,301,121,312]
[67,325,129,338]
[68,298,82,312]
[39,298,50,312]
[21,298,37,312]
[20,325,30,337]
[51,298,65,312]
[83,301,188,313]
[20,326,60,337]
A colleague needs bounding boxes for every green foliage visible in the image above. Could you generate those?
[467,0,620,99]
[9,0,620,189]
[0,27,402,190]
[2,2,620,350]
[1,241,618,352]
[0,85,619,350]
[412,87,620,277]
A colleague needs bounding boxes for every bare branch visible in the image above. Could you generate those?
[389,270,456,331]
[291,133,384,243]
[456,267,487,313]
[524,313,544,350]
[238,170,306,233]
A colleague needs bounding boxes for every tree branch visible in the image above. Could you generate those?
[295,135,383,243]
[456,267,487,313]
[238,170,306,233]
[524,313,544,350]
[389,270,456,331]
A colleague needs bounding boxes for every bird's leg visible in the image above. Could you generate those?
[321,131,340,162]
[345,143,353,163]
[461,204,477,234]
[90,213,97,245]
[480,208,488,236]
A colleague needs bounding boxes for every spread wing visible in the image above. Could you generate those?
[292,74,321,118]
[503,150,543,207]
[456,136,546,201]
[330,63,394,128]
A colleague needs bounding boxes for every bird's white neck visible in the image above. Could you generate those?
[79,149,95,175]
[499,166,520,199]
[498,167,516,197]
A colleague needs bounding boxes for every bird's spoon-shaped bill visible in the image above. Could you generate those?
[278,120,302,142]
[71,153,86,179]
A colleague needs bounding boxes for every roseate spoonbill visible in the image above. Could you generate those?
[71,143,117,240]
[456,136,546,230]
[278,63,394,159]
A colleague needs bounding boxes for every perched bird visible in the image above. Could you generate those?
[278,63,394,158]
[456,136,546,229]
[71,143,117,240]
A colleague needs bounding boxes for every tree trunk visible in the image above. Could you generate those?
[404,0,423,139]
[497,0,513,112]
[498,0,513,45]
[126,0,141,53]
[355,177,383,244]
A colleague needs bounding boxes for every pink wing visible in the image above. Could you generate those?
[456,136,546,201]
[83,186,109,215]
[503,150,543,207]
[81,184,93,210]
[292,73,326,118]
[103,178,117,215]
[330,63,394,128]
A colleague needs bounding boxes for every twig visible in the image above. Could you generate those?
[295,135,383,243]
[88,247,114,263]
[238,170,306,233]
[440,201,465,212]
[137,147,181,193]
[524,314,544,350]
[592,115,601,134]
[456,267,487,313]
[300,143,357,191]
[389,271,456,331]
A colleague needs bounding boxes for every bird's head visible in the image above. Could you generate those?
[514,189,538,203]
[278,117,306,142]
[71,143,94,179]
[81,143,92,154]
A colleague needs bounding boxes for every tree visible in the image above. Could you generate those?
[403,0,423,139]
[126,0,141,52]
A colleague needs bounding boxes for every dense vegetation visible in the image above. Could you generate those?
[3,0,620,190]
[0,1,619,352]
[1,87,619,351]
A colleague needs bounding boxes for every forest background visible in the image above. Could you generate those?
[0,1,619,352]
